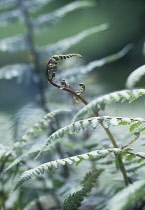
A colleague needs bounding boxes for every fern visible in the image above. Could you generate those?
[13,148,121,191]
[62,169,104,210]
[34,1,95,29]
[40,24,109,58]
[107,179,145,210]
[126,65,145,89]
[36,116,145,158]
[0,34,28,52]
[0,9,21,25]
[0,64,34,82]
[73,89,145,121]
[20,108,71,142]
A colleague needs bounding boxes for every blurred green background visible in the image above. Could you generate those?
[0,0,145,113]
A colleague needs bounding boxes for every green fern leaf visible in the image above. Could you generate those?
[73,89,145,121]
[62,169,104,210]
[13,148,121,191]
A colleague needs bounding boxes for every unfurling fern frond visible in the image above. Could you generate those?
[46,54,81,80]
[36,116,145,158]
[73,89,145,121]
[13,148,121,191]
[62,169,104,210]
[40,24,109,58]
[21,108,71,142]
[126,65,145,89]
[58,44,133,81]
[107,179,145,210]
[34,1,95,29]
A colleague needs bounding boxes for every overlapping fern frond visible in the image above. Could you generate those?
[36,116,145,158]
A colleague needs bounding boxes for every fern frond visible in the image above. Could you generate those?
[21,109,71,142]
[58,44,133,81]
[0,144,12,159]
[36,116,145,158]
[34,1,95,29]
[40,24,109,58]
[73,89,145,121]
[0,64,34,81]
[107,179,145,210]
[25,0,53,13]
[13,148,121,191]
[63,169,104,210]
[126,65,145,89]
[0,9,22,25]
[0,0,17,10]
[0,34,28,52]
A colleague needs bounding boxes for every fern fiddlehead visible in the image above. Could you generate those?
[46,54,88,104]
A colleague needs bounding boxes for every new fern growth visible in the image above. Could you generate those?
[1,2,145,208]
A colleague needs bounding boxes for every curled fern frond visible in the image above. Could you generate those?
[13,148,121,191]
[73,89,145,121]
[21,109,71,142]
[36,116,145,158]
[107,179,145,210]
[126,65,145,89]
[46,54,81,80]
[63,169,104,210]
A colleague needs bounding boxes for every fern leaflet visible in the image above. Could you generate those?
[126,65,145,89]
[36,116,145,158]
[62,169,104,210]
[13,148,121,191]
[73,89,145,121]
[21,108,71,142]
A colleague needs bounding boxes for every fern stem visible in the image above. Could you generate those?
[77,97,129,186]
[19,0,48,112]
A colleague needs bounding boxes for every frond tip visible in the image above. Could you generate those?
[46,53,81,80]
[126,65,145,89]
[13,148,121,191]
